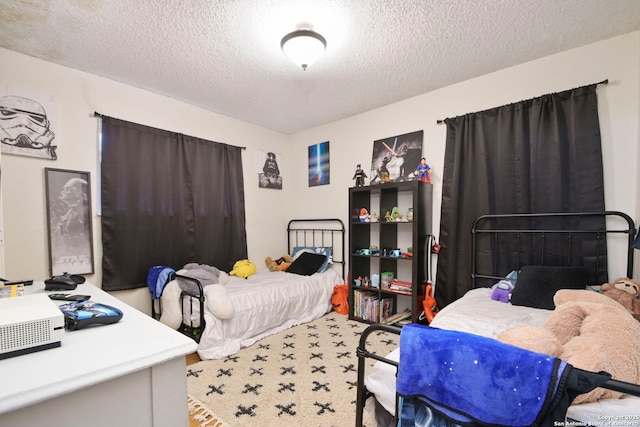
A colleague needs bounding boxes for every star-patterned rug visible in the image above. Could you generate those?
[186,311,400,427]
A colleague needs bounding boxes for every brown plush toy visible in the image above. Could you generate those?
[265,255,293,272]
[600,277,640,315]
[498,289,640,404]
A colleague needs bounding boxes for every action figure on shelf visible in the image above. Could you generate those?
[377,156,392,183]
[414,157,431,183]
[353,164,368,187]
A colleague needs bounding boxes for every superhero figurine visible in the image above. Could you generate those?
[414,158,431,183]
[353,164,368,187]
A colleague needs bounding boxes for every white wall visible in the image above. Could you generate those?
[0,47,292,312]
[290,31,640,281]
[1,31,639,313]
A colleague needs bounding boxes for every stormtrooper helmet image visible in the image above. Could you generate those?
[0,95,57,159]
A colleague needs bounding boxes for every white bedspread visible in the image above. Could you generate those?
[196,268,342,360]
[364,288,640,425]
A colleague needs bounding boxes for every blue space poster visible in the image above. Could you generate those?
[308,141,330,187]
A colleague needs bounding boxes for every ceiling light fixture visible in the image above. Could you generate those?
[280,27,327,71]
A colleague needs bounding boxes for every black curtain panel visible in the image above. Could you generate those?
[436,83,606,307]
[100,116,247,291]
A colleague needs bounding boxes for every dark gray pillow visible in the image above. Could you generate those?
[286,251,327,276]
[510,265,590,310]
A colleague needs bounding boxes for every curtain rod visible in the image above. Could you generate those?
[435,79,609,124]
[93,111,247,150]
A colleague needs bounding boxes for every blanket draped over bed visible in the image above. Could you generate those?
[396,324,611,427]
[196,269,342,359]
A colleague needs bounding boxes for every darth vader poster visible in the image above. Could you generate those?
[370,130,423,184]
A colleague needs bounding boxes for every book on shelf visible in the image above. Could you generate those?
[387,288,412,295]
[386,279,412,295]
[390,279,412,287]
[381,309,412,325]
[353,289,393,322]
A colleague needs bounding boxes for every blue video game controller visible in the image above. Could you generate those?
[58,300,124,330]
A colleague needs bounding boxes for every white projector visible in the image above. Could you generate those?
[0,294,65,360]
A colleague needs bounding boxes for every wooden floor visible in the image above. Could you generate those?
[186,352,201,366]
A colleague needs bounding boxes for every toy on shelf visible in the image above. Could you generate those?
[377,156,392,183]
[385,207,402,222]
[359,208,371,222]
[353,164,368,187]
[406,207,414,222]
[414,157,431,183]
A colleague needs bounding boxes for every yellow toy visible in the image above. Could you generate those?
[229,259,256,278]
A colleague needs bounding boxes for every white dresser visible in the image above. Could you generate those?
[0,281,197,427]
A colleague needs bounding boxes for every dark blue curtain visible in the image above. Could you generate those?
[100,116,247,291]
[436,83,605,306]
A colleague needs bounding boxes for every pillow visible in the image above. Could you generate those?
[291,246,332,273]
[510,265,590,310]
[286,251,328,276]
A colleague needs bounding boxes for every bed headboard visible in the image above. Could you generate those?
[471,211,636,288]
[287,218,346,278]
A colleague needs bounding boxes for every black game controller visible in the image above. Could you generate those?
[48,293,91,302]
[45,273,86,291]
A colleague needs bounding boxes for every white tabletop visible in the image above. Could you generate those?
[0,281,197,414]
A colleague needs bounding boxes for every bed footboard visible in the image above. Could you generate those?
[174,274,205,342]
[355,323,640,427]
[150,272,205,342]
[355,324,401,427]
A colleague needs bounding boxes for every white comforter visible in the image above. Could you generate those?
[196,268,342,360]
[364,288,640,425]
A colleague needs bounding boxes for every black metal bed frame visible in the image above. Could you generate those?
[355,211,639,427]
[287,218,346,278]
[152,218,346,342]
[471,211,635,288]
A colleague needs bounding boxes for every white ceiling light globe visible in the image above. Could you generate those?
[281,29,327,70]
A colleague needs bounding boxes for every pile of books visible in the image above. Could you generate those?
[387,279,412,295]
[353,289,392,322]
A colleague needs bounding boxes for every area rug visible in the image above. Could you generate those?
[186,311,400,427]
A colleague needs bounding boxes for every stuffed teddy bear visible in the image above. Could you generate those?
[159,263,234,329]
[497,289,640,404]
[600,277,640,315]
[229,259,256,278]
[265,255,292,272]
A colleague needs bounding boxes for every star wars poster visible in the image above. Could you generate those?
[0,89,58,160]
[45,168,94,275]
[370,130,423,184]
[308,141,330,187]
[258,150,282,189]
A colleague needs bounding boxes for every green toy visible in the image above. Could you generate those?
[385,207,402,222]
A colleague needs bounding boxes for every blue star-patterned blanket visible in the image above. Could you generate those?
[397,324,568,426]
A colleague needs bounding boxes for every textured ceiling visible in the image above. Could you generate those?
[1,1,639,134]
